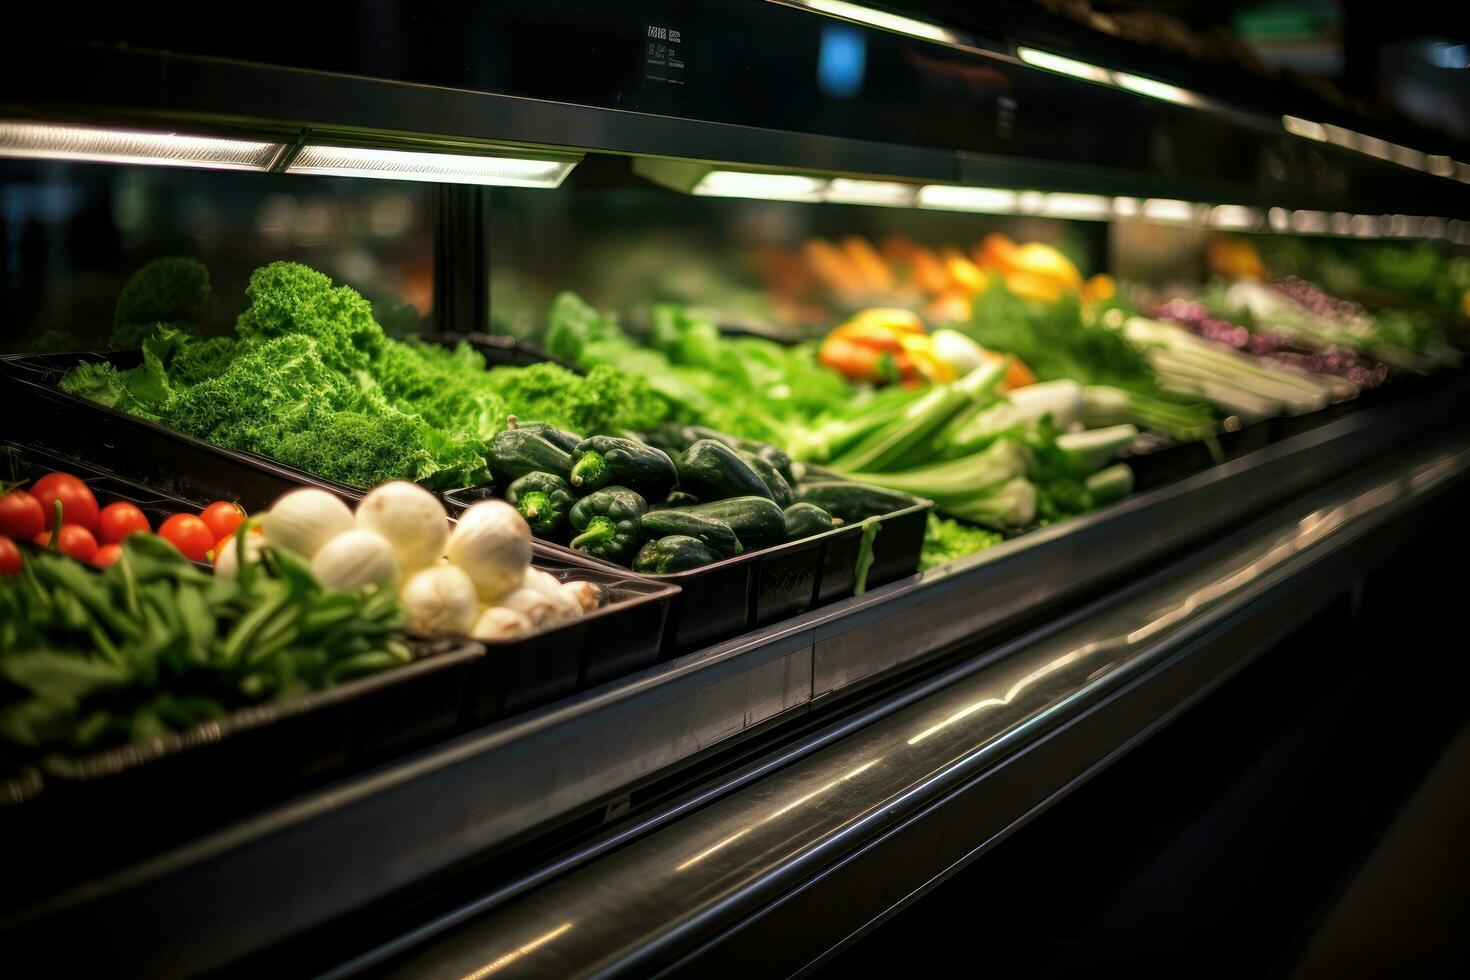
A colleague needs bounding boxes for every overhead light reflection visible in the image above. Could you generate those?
[1017,47,1112,84]
[799,1,958,45]
[1113,72,1198,106]
[459,922,574,980]
[1282,115,1327,141]
[908,649,1091,745]
[674,759,883,871]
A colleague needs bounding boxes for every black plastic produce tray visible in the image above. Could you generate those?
[0,637,481,907]
[660,497,928,653]
[449,482,929,656]
[466,551,677,719]
[0,351,374,512]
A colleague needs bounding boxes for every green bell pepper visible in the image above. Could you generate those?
[568,486,648,564]
[505,472,577,537]
[569,436,677,499]
[633,535,720,574]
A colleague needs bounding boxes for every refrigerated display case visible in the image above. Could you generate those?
[2,3,1469,975]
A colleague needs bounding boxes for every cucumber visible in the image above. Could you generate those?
[487,428,573,481]
[783,502,836,539]
[795,480,920,522]
[506,418,582,454]
[738,450,793,507]
[678,440,773,502]
[751,443,796,484]
[651,490,700,510]
[569,435,677,498]
[640,509,743,557]
[683,496,787,546]
[648,425,795,482]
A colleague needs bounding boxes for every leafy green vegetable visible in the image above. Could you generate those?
[112,256,210,348]
[544,291,861,449]
[62,263,667,490]
[0,533,410,756]
[919,514,1002,570]
[966,278,1213,441]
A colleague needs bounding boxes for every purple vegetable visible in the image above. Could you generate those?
[1271,277,1364,322]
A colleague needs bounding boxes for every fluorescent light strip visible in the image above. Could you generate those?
[1113,72,1198,107]
[1209,205,1262,230]
[285,144,576,187]
[0,120,281,172]
[824,178,917,207]
[798,1,957,44]
[692,170,828,202]
[1017,47,1112,84]
[1040,193,1112,219]
[1141,198,1198,223]
[915,184,1019,213]
[1292,210,1329,234]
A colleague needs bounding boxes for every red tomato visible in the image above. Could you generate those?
[33,524,99,563]
[30,473,100,532]
[0,535,20,575]
[199,500,247,541]
[97,502,152,544]
[92,542,124,568]
[159,513,215,562]
[0,490,45,539]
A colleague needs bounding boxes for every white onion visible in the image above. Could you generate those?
[212,532,266,578]
[562,580,603,613]
[262,488,354,559]
[399,564,479,638]
[471,605,533,642]
[446,500,531,602]
[356,481,449,573]
[310,529,399,591]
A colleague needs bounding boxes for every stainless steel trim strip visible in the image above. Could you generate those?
[371,440,1470,979]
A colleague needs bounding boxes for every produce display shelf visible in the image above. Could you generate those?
[4,349,930,659]
[0,439,679,903]
[370,429,1470,980]
[6,378,1463,976]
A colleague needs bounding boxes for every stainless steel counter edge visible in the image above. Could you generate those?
[372,438,1470,980]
